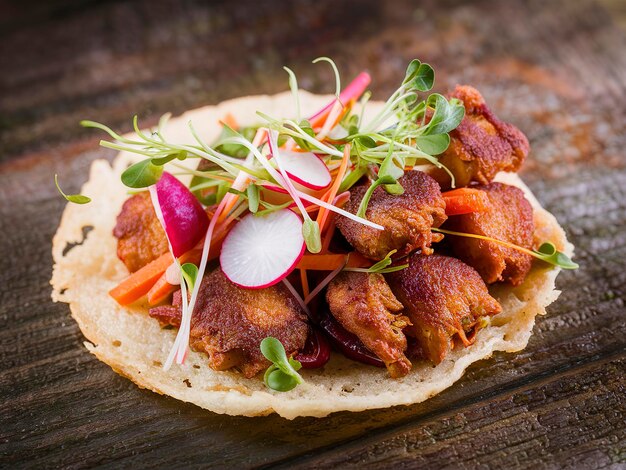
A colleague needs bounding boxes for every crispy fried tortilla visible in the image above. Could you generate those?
[51,92,573,419]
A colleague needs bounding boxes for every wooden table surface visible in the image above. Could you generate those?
[1,0,625,468]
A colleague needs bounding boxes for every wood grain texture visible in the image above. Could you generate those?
[1,0,625,468]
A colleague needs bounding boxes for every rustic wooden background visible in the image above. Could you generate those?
[1,0,625,468]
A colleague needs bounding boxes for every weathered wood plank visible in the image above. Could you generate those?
[1,0,625,468]
[275,355,626,469]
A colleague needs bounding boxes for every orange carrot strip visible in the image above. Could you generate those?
[146,249,202,305]
[218,113,238,130]
[296,253,348,271]
[346,251,372,269]
[300,269,310,299]
[296,251,371,271]
[442,188,490,216]
[109,254,175,306]
[321,220,336,253]
[316,144,351,232]
[146,232,227,305]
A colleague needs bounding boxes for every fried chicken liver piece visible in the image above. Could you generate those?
[326,272,412,378]
[429,85,530,189]
[149,269,309,377]
[388,254,502,364]
[445,182,534,285]
[113,191,169,272]
[336,171,447,260]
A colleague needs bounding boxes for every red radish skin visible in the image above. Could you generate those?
[220,209,306,289]
[295,328,331,369]
[153,172,209,258]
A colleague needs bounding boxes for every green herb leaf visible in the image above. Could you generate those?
[424,94,465,135]
[383,183,405,195]
[356,175,396,219]
[369,249,397,272]
[247,184,260,213]
[303,219,322,254]
[260,337,304,392]
[378,153,404,181]
[265,367,300,392]
[260,337,288,364]
[121,159,163,188]
[54,174,91,204]
[151,153,178,166]
[403,59,422,85]
[534,242,579,269]
[415,133,450,155]
[411,63,434,92]
[215,124,258,158]
[181,263,198,290]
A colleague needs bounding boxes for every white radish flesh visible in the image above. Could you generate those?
[220,209,305,289]
[270,150,331,190]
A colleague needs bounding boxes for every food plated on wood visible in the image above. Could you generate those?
[51,58,577,419]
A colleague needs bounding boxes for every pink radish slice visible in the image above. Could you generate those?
[269,151,331,190]
[153,172,209,257]
[220,209,305,289]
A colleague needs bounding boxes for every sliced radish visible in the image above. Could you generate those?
[268,150,331,191]
[220,209,305,289]
[152,172,209,257]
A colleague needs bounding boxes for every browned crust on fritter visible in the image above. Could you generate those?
[444,182,534,285]
[387,254,502,364]
[326,272,412,378]
[336,171,447,260]
[112,192,169,273]
[150,269,309,378]
[430,85,530,189]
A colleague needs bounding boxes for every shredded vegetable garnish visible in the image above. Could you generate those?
[54,174,91,204]
[432,228,579,270]
[75,57,472,390]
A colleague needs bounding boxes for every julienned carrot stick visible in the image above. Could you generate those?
[109,254,175,306]
[300,269,310,299]
[296,251,371,271]
[146,231,227,305]
[219,113,238,130]
[296,253,347,270]
[146,249,203,305]
[317,144,351,232]
[442,188,490,216]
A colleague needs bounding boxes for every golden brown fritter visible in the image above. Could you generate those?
[336,171,447,260]
[149,269,309,378]
[387,254,502,364]
[429,85,530,189]
[326,272,412,378]
[113,192,169,273]
[445,182,534,285]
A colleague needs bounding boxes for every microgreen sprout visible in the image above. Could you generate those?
[54,174,91,204]
[283,66,301,122]
[432,228,579,270]
[181,263,198,291]
[260,337,304,392]
[344,249,409,274]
